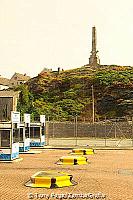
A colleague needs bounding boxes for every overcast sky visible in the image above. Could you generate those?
[0,0,133,78]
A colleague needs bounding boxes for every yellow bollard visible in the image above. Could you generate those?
[25,171,77,188]
[56,156,88,165]
[71,148,94,155]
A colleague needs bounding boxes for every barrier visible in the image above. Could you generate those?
[56,156,88,165]
[25,171,77,188]
[71,148,94,155]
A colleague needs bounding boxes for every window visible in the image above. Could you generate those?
[13,123,20,143]
[20,128,23,142]
[25,127,30,138]
[0,130,10,147]
[41,124,45,136]
[30,127,40,138]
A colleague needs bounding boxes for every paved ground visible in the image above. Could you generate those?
[0,149,133,200]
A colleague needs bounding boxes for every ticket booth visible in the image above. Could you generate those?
[19,113,30,152]
[0,111,20,161]
[30,115,45,147]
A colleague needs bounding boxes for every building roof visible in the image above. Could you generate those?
[0,90,19,97]
[10,72,31,81]
[39,67,52,75]
[0,76,10,86]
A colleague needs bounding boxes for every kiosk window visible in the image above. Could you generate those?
[20,128,23,142]
[13,123,19,143]
[0,130,10,147]
[25,127,30,138]
[30,127,40,138]
[42,124,45,136]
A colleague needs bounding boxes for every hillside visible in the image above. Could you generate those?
[16,65,133,121]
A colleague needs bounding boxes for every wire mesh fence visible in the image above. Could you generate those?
[46,117,133,147]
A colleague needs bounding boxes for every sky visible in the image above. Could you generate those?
[0,0,133,78]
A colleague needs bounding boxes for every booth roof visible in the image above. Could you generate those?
[0,90,19,97]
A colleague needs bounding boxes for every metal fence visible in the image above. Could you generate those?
[46,118,133,147]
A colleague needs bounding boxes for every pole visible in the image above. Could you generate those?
[92,85,95,124]
[104,117,107,147]
[52,121,54,138]
[46,118,49,146]
[75,115,78,146]
[73,117,75,146]
[132,117,133,147]
[114,119,117,138]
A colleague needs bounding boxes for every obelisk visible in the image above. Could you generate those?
[89,26,100,66]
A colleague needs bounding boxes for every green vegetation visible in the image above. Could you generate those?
[16,65,133,121]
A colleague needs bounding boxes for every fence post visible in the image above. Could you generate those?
[75,115,78,146]
[74,117,75,138]
[114,119,117,138]
[46,121,49,146]
[132,117,133,147]
[52,121,55,138]
[104,117,107,147]
[94,122,97,138]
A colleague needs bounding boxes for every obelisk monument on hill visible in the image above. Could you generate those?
[89,26,100,66]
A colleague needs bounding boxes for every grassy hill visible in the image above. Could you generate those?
[16,65,133,121]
